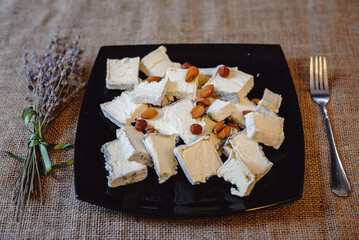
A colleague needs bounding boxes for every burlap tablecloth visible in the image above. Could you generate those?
[1,0,358,239]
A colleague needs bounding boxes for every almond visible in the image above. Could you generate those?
[185,66,199,82]
[218,66,230,77]
[190,124,202,135]
[146,76,162,82]
[135,119,147,131]
[217,125,230,139]
[227,122,240,132]
[213,121,225,133]
[190,105,205,119]
[181,62,191,69]
[141,108,158,119]
[243,110,253,116]
[200,84,214,98]
[251,98,260,105]
[145,128,157,134]
[196,98,211,107]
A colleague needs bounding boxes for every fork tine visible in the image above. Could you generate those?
[319,56,323,89]
[310,56,315,90]
[323,56,329,90]
[315,56,319,90]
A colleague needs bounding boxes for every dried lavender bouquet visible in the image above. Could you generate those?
[6,30,86,221]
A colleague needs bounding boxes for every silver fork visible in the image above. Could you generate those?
[310,56,351,197]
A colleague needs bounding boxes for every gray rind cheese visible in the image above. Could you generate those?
[174,136,223,185]
[101,139,147,188]
[116,126,152,167]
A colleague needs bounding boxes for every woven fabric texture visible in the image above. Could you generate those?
[0,0,358,239]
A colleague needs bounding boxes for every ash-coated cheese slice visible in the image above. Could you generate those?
[101,139,147,188]
[142,133,178,184]
[116,126,152,167]
[100,91,148,127]
[106,57,140,90]
[217,149,255,197]
[245,111,285,149]
[130,78,170,106]
[204,65,254,101]
[174,136,222,185]
[229,131,273,181]
[140,46,181,77]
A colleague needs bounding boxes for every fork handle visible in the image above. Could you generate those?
[321,105,351,196]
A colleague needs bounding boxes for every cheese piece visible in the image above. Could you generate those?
[165,67,198,100]
[259,88,282,113]
[229,97,257,128]
[100,91,148,127]
[142,108,177,136]
[140,46,181,77]
[206,99,236,122]
[255,101,277,117]
[163,99,205,144]
[204,65,254,101]
[116,126,152,167]
[101,139,147,188]
[229,131,273,181]
[202,116,222,149]
[174,136,222,185]
[106,57,140,90]
[217,150,255,197]
[142,133,178,184]
[245,111,285,149]
[130,78,170,106]
[198,67,217,88]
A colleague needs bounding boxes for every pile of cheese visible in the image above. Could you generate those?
[100,46,284,197]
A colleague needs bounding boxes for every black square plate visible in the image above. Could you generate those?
[74,44,304,217]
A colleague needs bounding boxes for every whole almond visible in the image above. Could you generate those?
[218,66,230,78]
[141,108,158,119]
[185,66,199,82]
[213,121,225,133]
[196,98,211,107]
[227,122,240,132]
[135,119,147,131]
[146,76,162,82]
[190,105,205,119]
[243,110,253,116]
[190,124,203,135]
[200,84,214,98]
[251,98,260,105]
[181,62,191,69]
[145,128,157,134]
[217,125,231,139]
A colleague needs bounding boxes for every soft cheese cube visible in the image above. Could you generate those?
[229,131,273,181]
[101,139,147,188]
[142,133,178,184]
[217,150,255,197]
[100,91,148,127]
[140,46,181,77]
[142,108,177,136]
[165,67,198,100]
[163,99,205,144]
[206,99,236,122]
[130,78,170,106]
[116,126,152,167]
[259,88,282,113]
[245,112,285,149]
[174,136,222,185]
[230,97,257,128]
[106,57,140,90]
[204,65,254,101]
